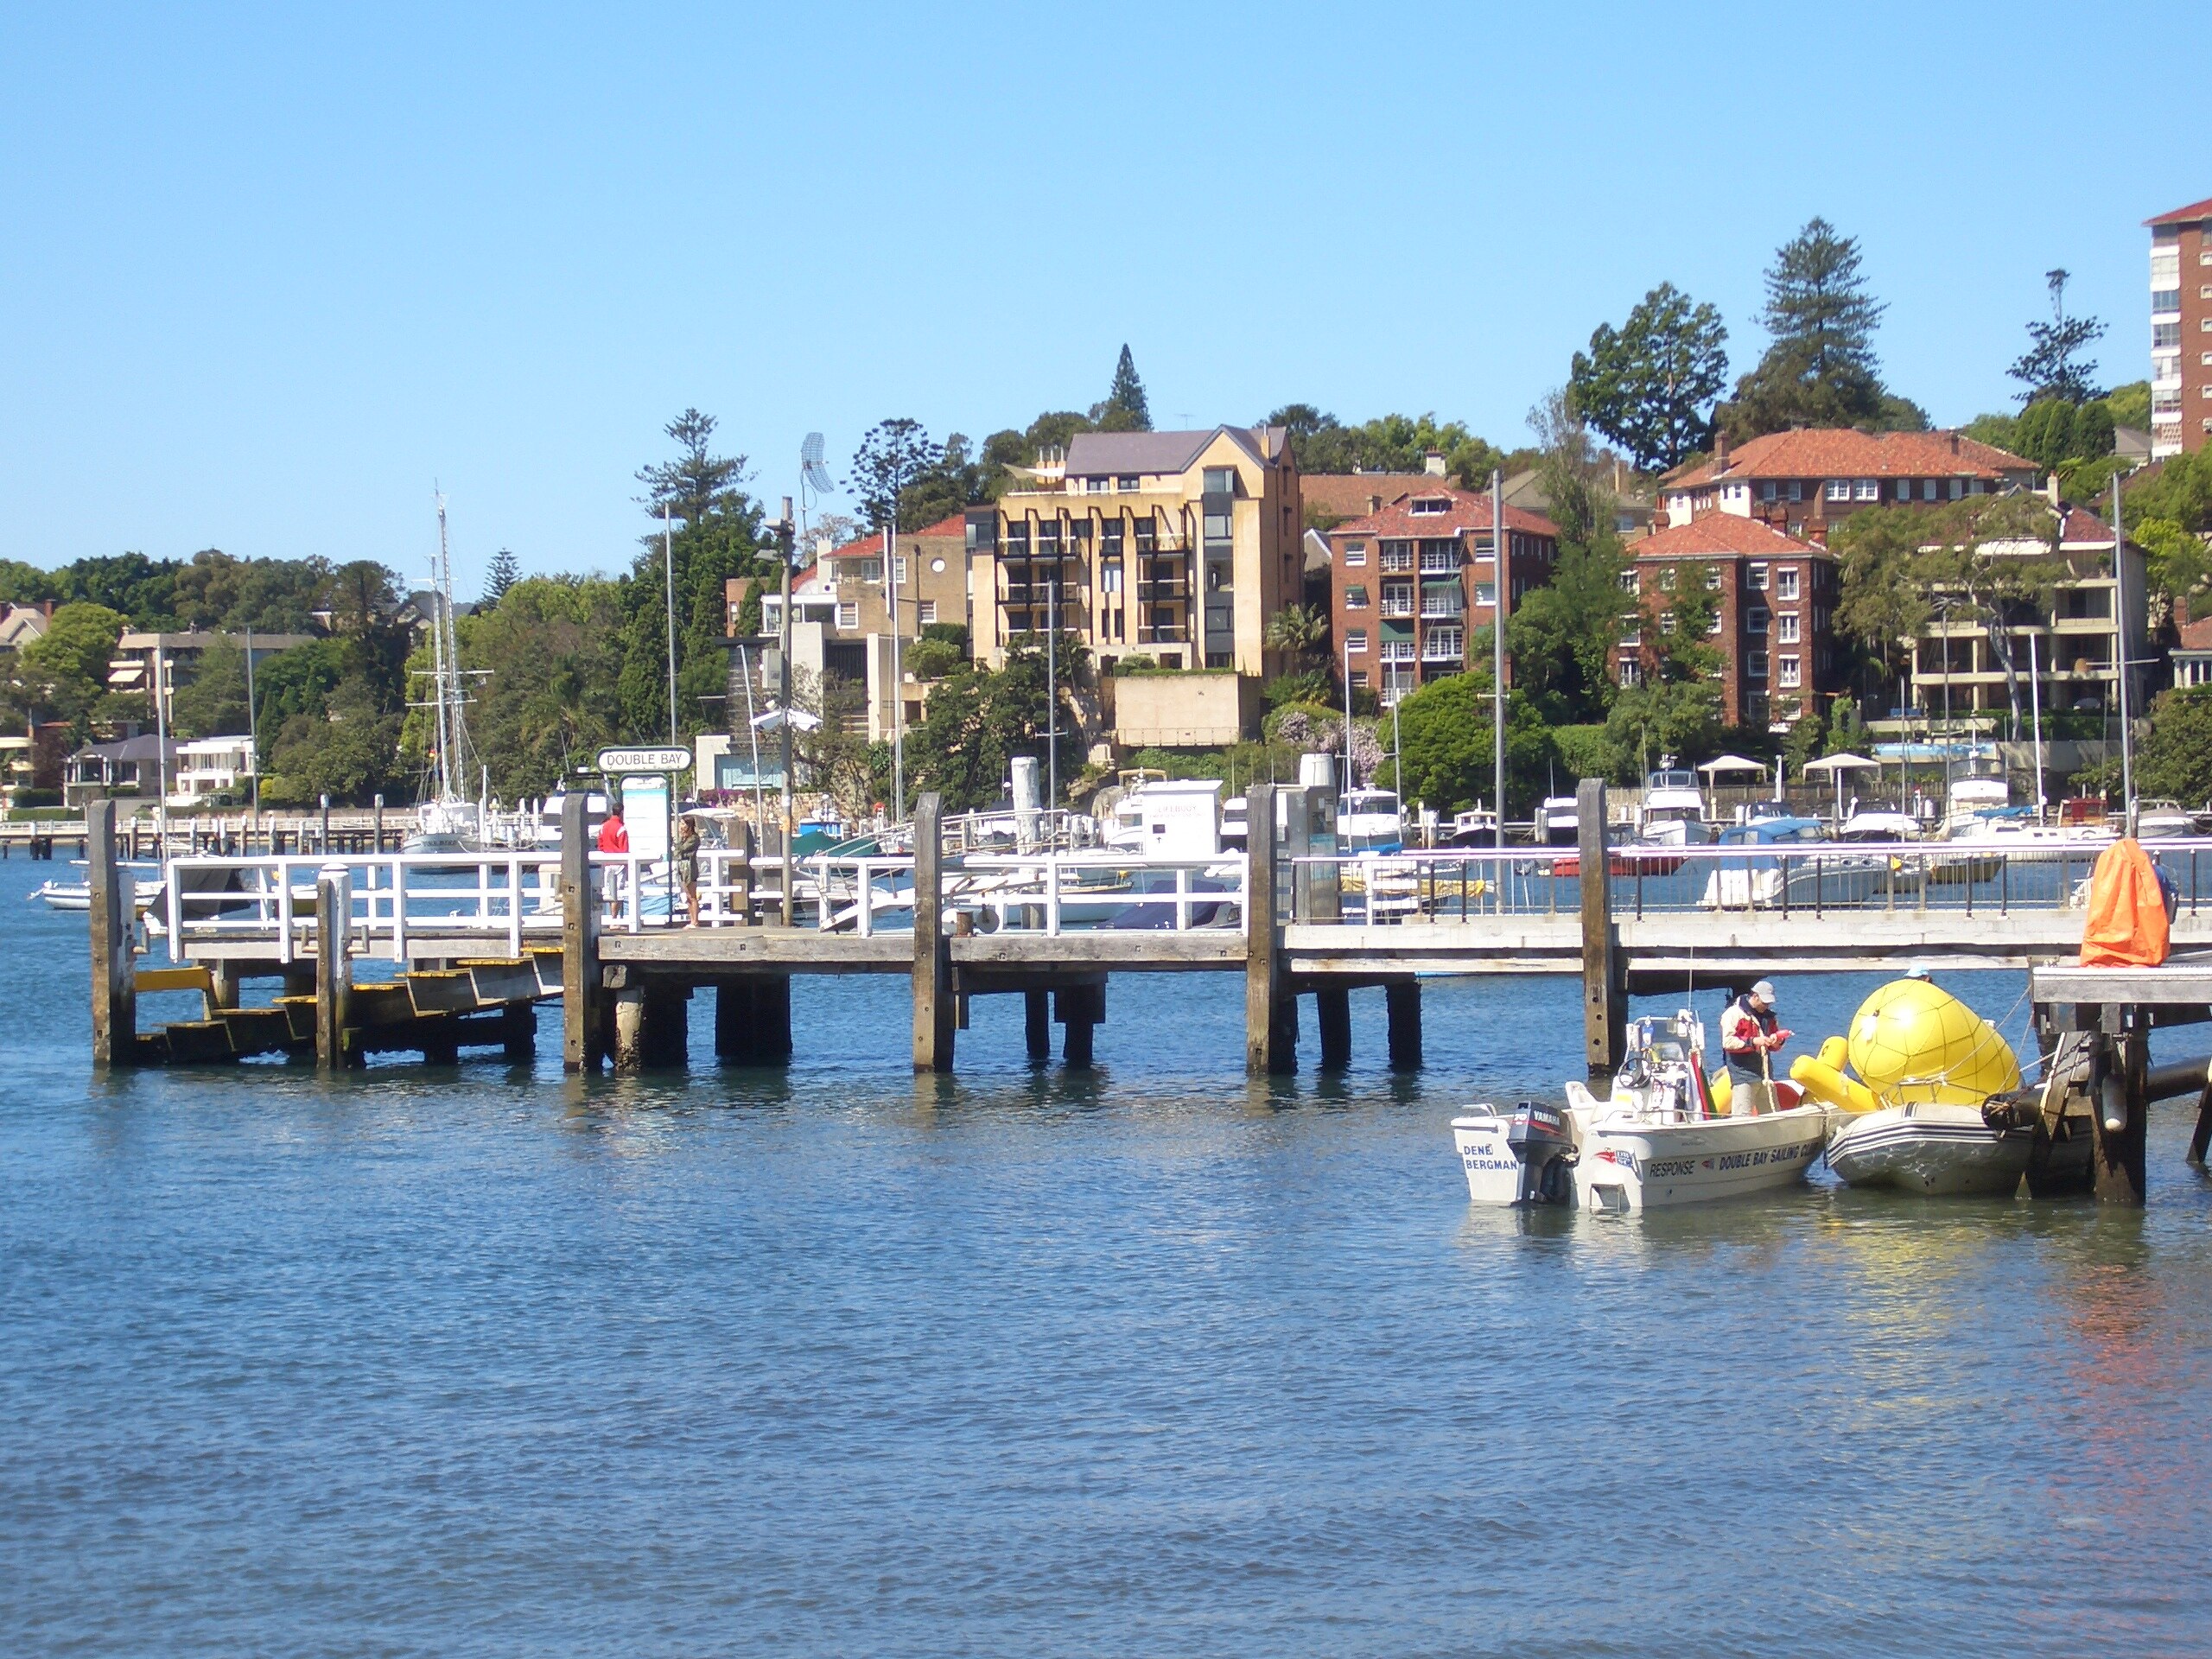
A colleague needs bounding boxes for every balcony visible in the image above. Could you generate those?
[1138,625,1190,645]
[1137,579,1190,601]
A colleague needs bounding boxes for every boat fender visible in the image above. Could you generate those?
[1789,1053,1882,1115]
[1980,1086,2043,1133]
[2100,1071,2128,1135]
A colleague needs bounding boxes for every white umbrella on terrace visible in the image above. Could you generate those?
[1802,752,1881,823]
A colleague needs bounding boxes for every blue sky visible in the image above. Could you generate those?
[3,2,2206,593]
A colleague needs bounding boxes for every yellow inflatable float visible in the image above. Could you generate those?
[1787,976,2020,1113]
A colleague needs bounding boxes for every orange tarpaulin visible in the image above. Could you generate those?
[2079,837,2171,968]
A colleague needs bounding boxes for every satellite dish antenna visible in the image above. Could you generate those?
[800,431,836,501]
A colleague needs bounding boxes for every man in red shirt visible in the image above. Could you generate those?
[1720,980,1790,1087]
[594,802,629,853]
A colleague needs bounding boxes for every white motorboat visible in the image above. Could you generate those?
[1637,766,1709,845]
[2135,798,2202,839]
[1534,795,1580,846]
[30,861,163,914]
[1451,1010,1834,1212]
[1338,787,1404,855]
[1824,1103,2033,1197]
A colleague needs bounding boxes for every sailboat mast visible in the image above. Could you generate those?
[431,493,457,804]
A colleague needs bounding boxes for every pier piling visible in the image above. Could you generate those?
[1025,989,1052,1063]
[314,871,354,1071]
[1385,981,1422,1070]
[1244,784,1295,1075]
[2091,1021,2149,1205]
[86,801,138,1067]
[1578,778,1625,1079]
[912,793,955,1072]
[561,794,603,1072]
[1315,986,1352,1069]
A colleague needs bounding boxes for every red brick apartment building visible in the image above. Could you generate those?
[1323,485,1558,705]
[1658,428,2038,543]
[1622,515,1838,730]
[2149,195,2212,458]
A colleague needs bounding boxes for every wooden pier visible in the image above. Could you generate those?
[81,784,2212,1205]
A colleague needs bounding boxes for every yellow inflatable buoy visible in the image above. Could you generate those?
[1796,976,2021,1112]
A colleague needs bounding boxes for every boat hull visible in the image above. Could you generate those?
[1575,1105,1833,1211]
[1826,1103,2032,1197]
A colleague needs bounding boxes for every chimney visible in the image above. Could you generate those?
[1948,431,1961,455]
[1713,429,1732,471]
[1368,493,1382,514]
[1423,449,1446,477]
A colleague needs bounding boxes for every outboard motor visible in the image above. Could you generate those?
[1505,1099,1577,1205]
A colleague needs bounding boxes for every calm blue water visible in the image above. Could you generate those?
[4,851,2212,1656]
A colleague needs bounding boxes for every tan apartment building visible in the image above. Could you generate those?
[965,425,1300,680]
[2149,194,2212,458]
[1323,486,1558,706]
[1903,503,2148,723]
[1659,429,2038,542]
[1624,516,1840,730]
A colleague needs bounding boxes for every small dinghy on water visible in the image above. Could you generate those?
[1452,1010,1834,1212]
[1792,976,2030,1197]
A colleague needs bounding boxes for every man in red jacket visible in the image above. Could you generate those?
[1720,980,1791,1087]
[594,803,629,853]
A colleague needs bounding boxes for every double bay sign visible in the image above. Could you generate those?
[596,746,693,773]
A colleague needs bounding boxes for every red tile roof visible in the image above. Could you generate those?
[1663,429,2035,492]
[1324,486,1557,541]
[2176,613,2212,652]
[823,514,968,563]
[2147,196,2212,227]
[1301,473,1444,519]
[1633,515,1827,561]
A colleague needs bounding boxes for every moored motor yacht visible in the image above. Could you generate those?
[1451,1009,1834,1212]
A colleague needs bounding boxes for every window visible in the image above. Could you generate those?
[1789,480,1805,502]
[1706,567,1723,592]
[1758,481,1777,502]
[1410,496,1450,516]
[1418,542,1459,572]
[1777,613,1800,644]
[1381,581,1414,616]
[1101,561,1122,594]
[1778,656,1802,690]
[1894,479,1916,502]
[1746,607,1770,635]
[1825,480,1850,501]
[1920,480,1937,501]
[1344,584,1369,609]
[1117,475,1139,492]
[1084,476,1107,493]
[1660,610,1676,634]
[1746,651,1768,678]
[1619,571,1640,593]
[1707,610,1724,635]
[2202,318,2212,333]
[1775,567,1800,601]
[1948,479,1963,499]
[1349,670,1369,690]
[1344,628,1368,653]
[917,600,937,626]
[1854,478,1878,500]
[1379,542,1415,572]
[1748,563,1769,591]
[894,556,908,582]
[1342,543,1366,566]
[1658,566,1677,590]
[2154,289,2182,315]
[836,602,859,630]
[1618,658,1641,687]
[1473,582,1496,607]
[1423,626,1464,660]
[1203,467,1235,494]
[1203,512,1231,541]
[2156,321,2183,349]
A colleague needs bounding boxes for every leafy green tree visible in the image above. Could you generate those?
[1567,282,1729,471]
[248,638,352,735]
[1719,218,1888,438]
[980,412,1094,498]
[1093,345,1152,432]
[1605,678,1724,772]
[906,639,1075,811]
[16,602,125,726]
[2133,518,2210,603]
[1391,671,1552,815]
[441,575,629,798]
[263,691,404,805]
[899,433,989,528]
[2132,688,2212,806]
[1262,405,1520,489]
[2009,269,2104,405]
[1504,394,1637,723]
[2125,443,2212,534]
[2012,397,2115,474]
[0,560,57,606]
[170,550,330,633]
[53,552,181,626]
[2105,381,2152,430]
[480,548,522,607]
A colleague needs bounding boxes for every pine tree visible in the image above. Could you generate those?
[1096,345,1152,432]
[480,547,521,607]
[1719,219,1889,438]
[2009,269,2106,405]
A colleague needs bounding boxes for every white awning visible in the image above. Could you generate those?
[1696,753,1767,777]
[1801,752,1881,773]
